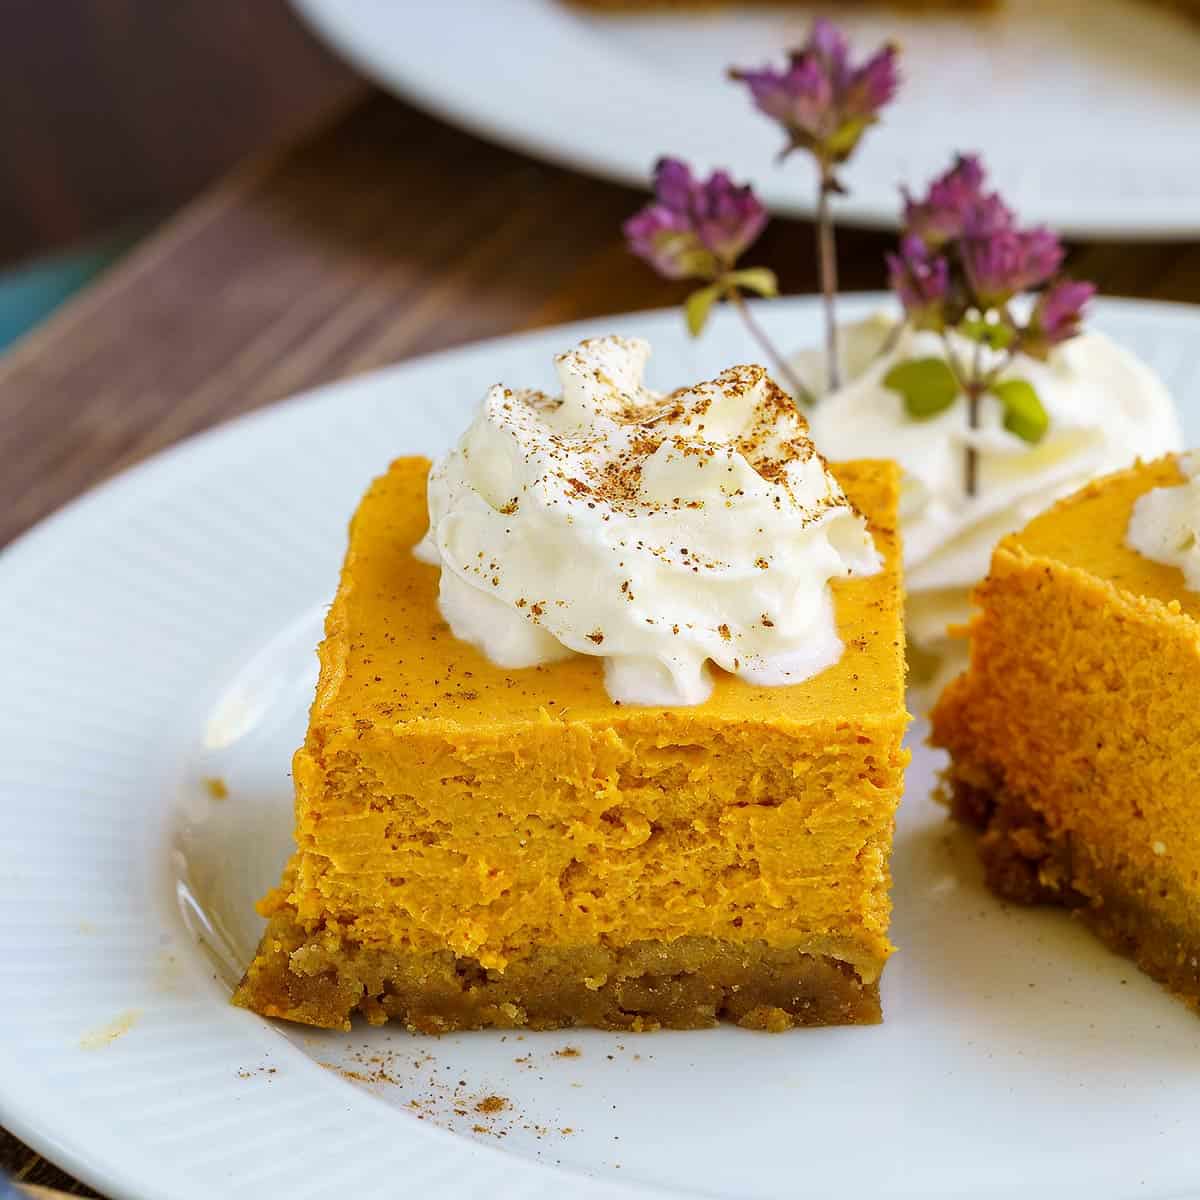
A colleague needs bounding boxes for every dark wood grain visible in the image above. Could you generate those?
[0,0,357,265]
[1,88,1199,1196]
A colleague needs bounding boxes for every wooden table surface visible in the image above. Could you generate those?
[2,88,1200,1196]
[0,1,355,266]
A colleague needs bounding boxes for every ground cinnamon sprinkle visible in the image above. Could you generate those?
[504,360,830,523]
[475,1094,510,1115]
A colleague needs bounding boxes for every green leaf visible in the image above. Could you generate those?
[684,283,723,337]
[993,378,1049,444]
[883,357,961,419]
[725,267,779,298]
[958,314,1016,351]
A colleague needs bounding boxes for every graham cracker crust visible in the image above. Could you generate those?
[233,907,881,1033]
[944,769,1200,1009]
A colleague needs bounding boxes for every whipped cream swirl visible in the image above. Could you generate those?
[800,313,1182,692]
[1127,451,1200,592]
[416,336,881,706]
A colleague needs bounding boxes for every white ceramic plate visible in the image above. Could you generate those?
[292,0,1200,240]
[2,296,1200,1200]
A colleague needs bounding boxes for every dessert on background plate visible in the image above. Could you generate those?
[931,453,1200,1008]
[234,337,910,1033]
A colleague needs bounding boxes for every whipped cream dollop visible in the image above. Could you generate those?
[416,336,881,706]
[1127,451,1200,591]
[798,313,1182,691]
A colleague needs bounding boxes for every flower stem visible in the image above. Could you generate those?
[981,346,1017,390]
[963,337,1016,498]
[941,331,985,498]
[965,382,982,498]
[939,331,970,392]
[816,168,841,391]
[729,289,817,407]
[874,318,906,361]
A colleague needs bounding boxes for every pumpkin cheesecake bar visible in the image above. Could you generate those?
[932,455,1200,1007]
[235,456,907,1032]
[235,342,909,1033]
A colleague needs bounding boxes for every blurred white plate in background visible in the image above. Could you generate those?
[291,0,1200,239]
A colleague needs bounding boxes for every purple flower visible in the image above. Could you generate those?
[887,236,951,331]
[623,158,768,281]
[902,154,1013,249]
[733,58,832,152]
[651,156,695,212]
[899,153,1072,314]
[1012,228,1065,289]
[1024,279,1096,359]
[1038,278,1095,338]
[730,19,899,168]
[891,154,1095,480]
[963,226,1064,307]
[693,169,770,263]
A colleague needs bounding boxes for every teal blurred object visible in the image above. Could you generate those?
[0,231,139,352]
